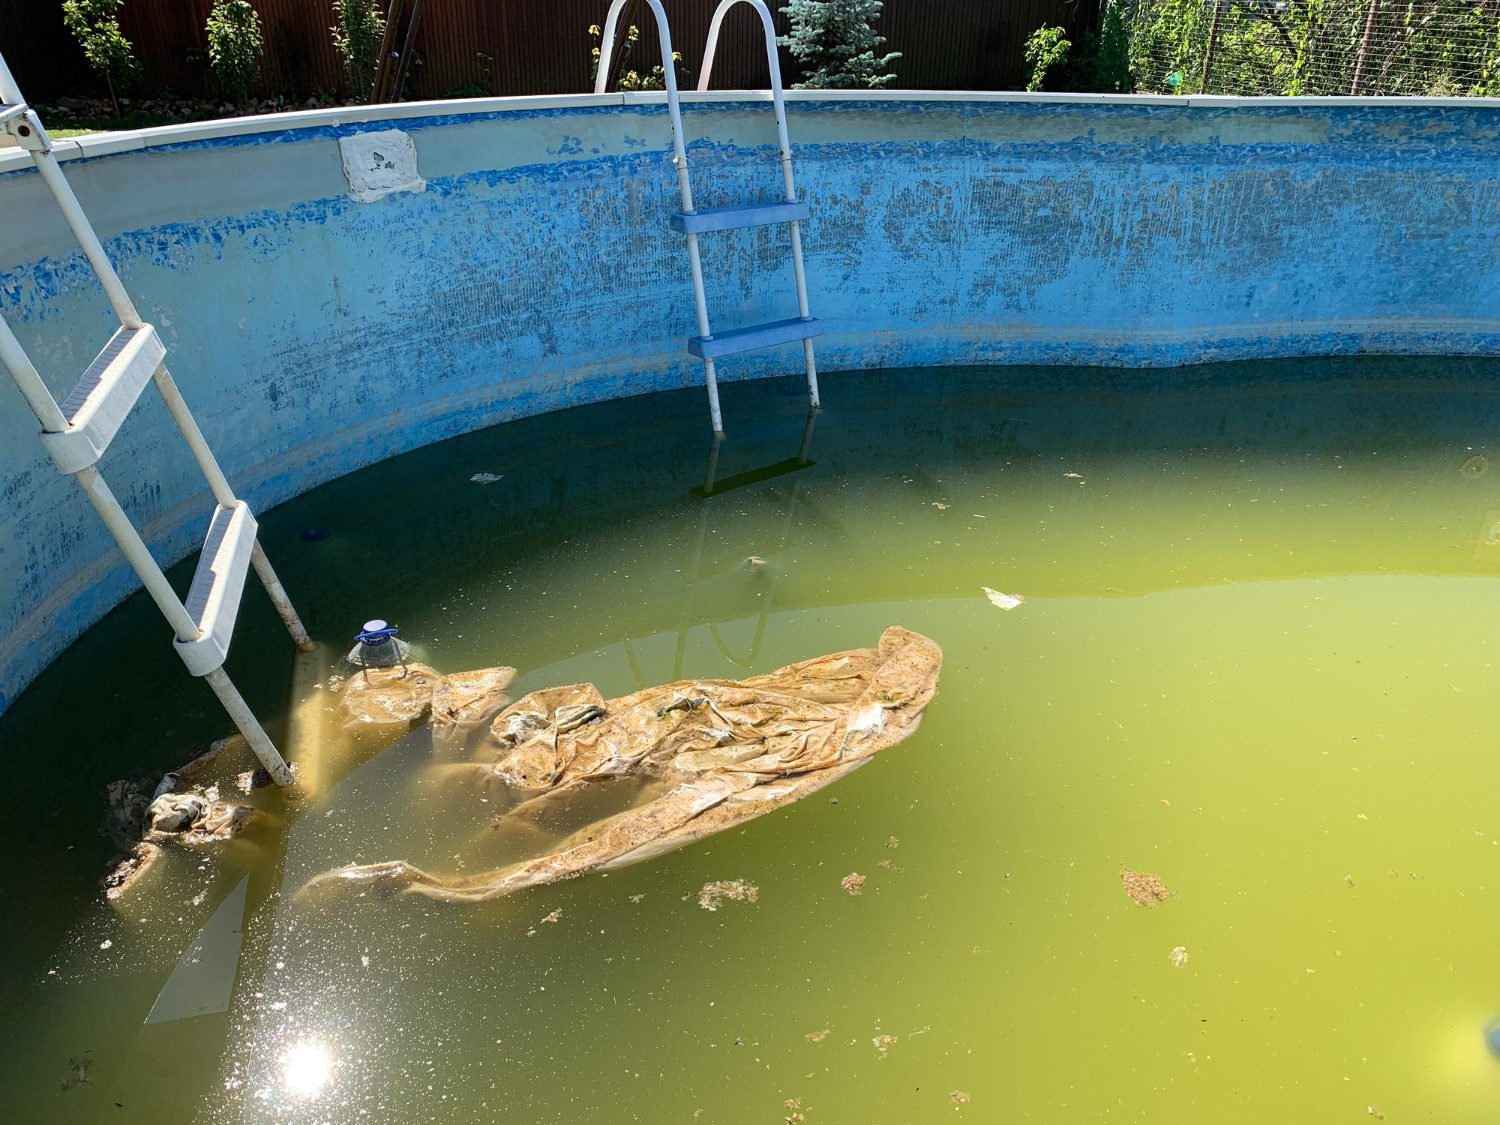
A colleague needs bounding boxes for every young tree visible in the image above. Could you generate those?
[206,0,264,108]
[331,0,386,101]
[60,0,139,116]
[1023,26,1072,91]
[779,0,900,89]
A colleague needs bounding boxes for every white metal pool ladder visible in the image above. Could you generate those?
[595,0,822,435]
[0,53,310,786]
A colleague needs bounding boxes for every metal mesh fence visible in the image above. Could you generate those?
[1123,0,1500,96]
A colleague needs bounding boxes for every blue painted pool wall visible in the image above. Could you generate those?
[1,96,1498,714]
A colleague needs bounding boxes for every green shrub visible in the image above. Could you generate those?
[331,0,386,100]
[588,23,682,91]
[60,0,139,115]
[1023,26,1071,92]
[206,0,264,107]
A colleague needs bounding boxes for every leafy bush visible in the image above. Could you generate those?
[779,0,900,89]
[1023,26,1071,92]
[331,0,385,100]
[60,0,140,115]
[206,0,264,107]
[588,23,682,91]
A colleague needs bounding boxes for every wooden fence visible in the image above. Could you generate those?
[0,1,1099,104]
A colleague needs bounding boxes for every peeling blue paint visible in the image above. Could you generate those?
[1,97,1498,715]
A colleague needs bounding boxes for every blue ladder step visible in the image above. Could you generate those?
[670,200,811,235]
[688,317,823,360]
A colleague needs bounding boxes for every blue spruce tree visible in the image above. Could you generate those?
[779,0,900,89]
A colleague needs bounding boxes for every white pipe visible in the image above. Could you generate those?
[203,667,296,786]
[32,151,142,328]
[0,50,23,105]
[596,1,723,430]
[153,365,238,507]
[0,310,68,431]
[155,365,314,649]
[250,543,315,651]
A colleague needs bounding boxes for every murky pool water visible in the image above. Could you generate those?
[4,361,1500,1123]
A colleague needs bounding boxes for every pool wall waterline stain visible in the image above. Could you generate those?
[2,366,1500,1121]
[3,96,1500,714]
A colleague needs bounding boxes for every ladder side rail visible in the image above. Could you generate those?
[697,0,820,410]
[152,365,313,648]
[32,126,314,648]
[2,319,298,782]
[0,51,24,105]
[696,0,796,202]
[0,57,301,783]
[30,151,143,328]
[0,305,69,432]
[596,0,725,431]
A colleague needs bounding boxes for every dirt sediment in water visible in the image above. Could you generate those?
[1121,870,1172,906]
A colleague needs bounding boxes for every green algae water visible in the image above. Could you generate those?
[4,361,1500,1123]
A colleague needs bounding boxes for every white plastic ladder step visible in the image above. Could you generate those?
[670,200,811,235]
[173,502,258,677]
[0,102,28,126]
[38,324,165,475]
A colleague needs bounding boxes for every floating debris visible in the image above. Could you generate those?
[872,1033,897,1057]
[982,587,1024,611]
[60,1054,93,1093]
[950,1090,971,1107]
[1062,472,1084,479]
[784,1097,806,1124]
[1344,875,1356,888]
[698,880,759,911]
[629,894,646,904]
[1169,945,1189,968]
[539,909,561,925]
[841,872,867,896]
[469,472,503,484]
[1367,1107,1385,1120]
[1122,870,1171,906]
[877,859,904,873]
[886,836,900,849]
[805,1028,830,1043]
[932,502,949,510]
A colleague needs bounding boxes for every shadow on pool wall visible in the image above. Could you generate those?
[1,90,1499,714]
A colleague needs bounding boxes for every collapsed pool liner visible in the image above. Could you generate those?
[306,625,942,903]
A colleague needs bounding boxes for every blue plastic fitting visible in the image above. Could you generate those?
[355,619,400,646]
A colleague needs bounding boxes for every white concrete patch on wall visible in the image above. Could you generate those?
[338,129,426,203]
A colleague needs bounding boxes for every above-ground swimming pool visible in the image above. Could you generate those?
[4,362,1500,1121]
[4,88,1500,1124]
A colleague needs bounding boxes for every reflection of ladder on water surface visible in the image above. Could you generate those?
[595,0,822,436]
[619,410,819,686]
[0,54,311,785]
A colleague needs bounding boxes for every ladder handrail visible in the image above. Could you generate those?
[698,0,798,207]
[0,50,23,105]
[592,1,819,434]
[594,0,724,426]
